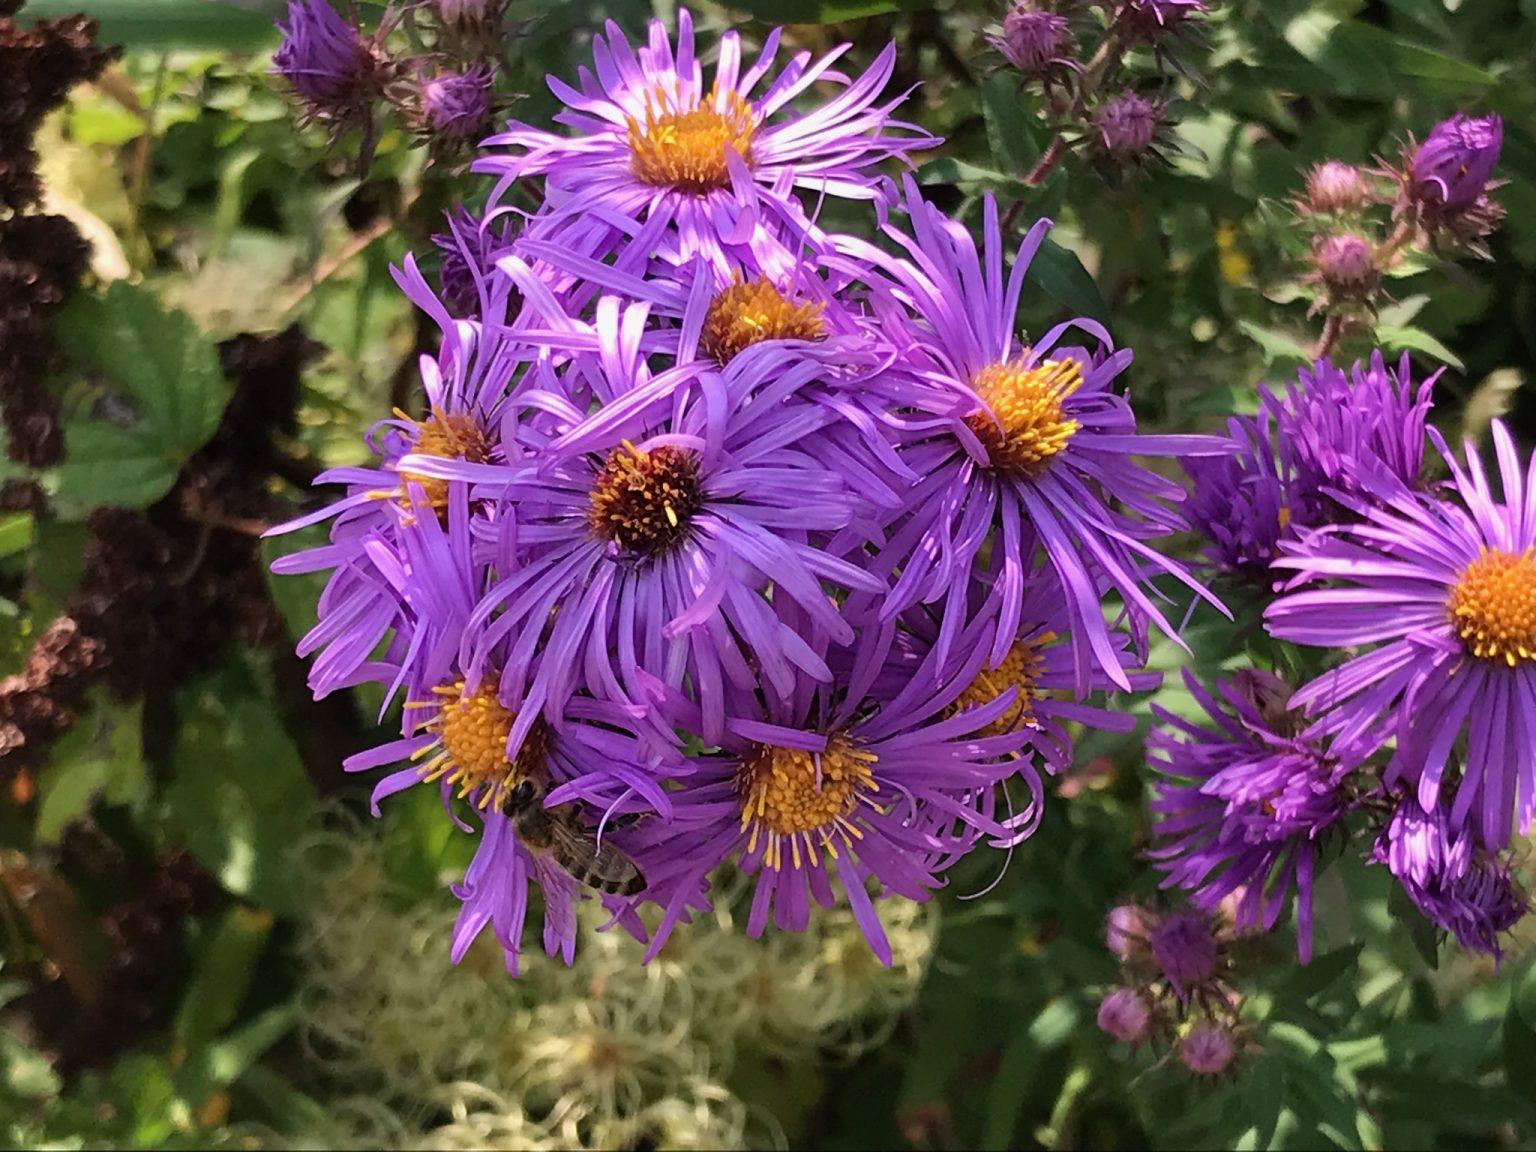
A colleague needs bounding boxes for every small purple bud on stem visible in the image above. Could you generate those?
[1411,114,1502,211]
[1180,1022,1237,1075]
[1097,988,1153,1044]
[1093,91,1161,159]
[1302,161,1371,216]
[1149,910,1219,995]
[1105,903,1148,958]
[419,65,493,139]
[1309,232,1379,301]
[993,2,1073,73]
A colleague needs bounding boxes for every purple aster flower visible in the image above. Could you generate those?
[1411,114,1502,211]
[1183,413,1294,582]
[1148,668,1356,961]
[1263,352,1437,522]
[475,10,937,268]
[1115,0,1209,41]
[1306,232,1378,305]
[1267,419,1536,850]
[1092,90,1164,160]
[1180,1021,1236,1075]
[401,316,891,751]
[1370,793,1526,958]
[833,177,1228,692]
[418,64,494,140]
[266,255,528,699]
[625,610,1040,965]
[1300,161,1373,217]
[1148,909,1219,999]
[1097,987,1152,1043]
[988,2,1076,76]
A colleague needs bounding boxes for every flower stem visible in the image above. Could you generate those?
[1312,314,1344,361]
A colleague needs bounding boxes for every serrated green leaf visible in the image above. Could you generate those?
[53,282,230,512]
[53,422,182,512]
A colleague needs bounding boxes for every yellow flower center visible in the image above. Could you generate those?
[627,85,755,194]
[735,736,878,871]
[951,635,1056,737]
[1448,547,1536,666]
[396,407,491,514]
[964,358,1083,478]
[411,680,548,809]
[699,277,826,364]
[588,440,702,555]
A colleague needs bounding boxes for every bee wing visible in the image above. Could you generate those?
[548,811,644,893]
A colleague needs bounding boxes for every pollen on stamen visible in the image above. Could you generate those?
[410,680,549,810]
[1448,546,1536,666]
[627,85,756,194]
[952,634,1057,738]
[699,277,826,364]
[588,440,703,555]
[964,358,1084,478]
[393,407,492,515]
[734,737,879,872]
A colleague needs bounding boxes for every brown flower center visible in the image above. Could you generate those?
[588,440,703,555]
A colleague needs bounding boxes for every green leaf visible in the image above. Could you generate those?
[1237,319,1312,367]
[36,694,147,842]
[174,1003,299,1107]
[1031,238,1109,322]
[165,659,317,915]
[0,513,33,561]
[175,904,274,1055]
[53,282,230,512]
[981,74,1042,179]
[1375,324,1466,372]
[260,524,329,646]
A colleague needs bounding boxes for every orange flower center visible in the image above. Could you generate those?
[627,86,755,193]
[397,407,491,514]
[964,358,1083,478]
[588,440,702,555]
[412,680,548,810]
[1448,547,1536,666]
[735,736,878,871]
[699,277,826,364]
[952,634,1056,737]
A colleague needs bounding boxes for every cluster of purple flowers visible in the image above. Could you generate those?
[987,0,1211,178]
[273,10,1228,974]
[1096,902,1245,1076]
[272,0,511,170]
[1160,131,1530,960]
[1292,113,1504,322]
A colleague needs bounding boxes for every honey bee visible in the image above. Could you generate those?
[500,778,645,896]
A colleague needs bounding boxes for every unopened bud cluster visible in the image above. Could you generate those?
[272,0,512,172]
[1292,113,1503,319]
[1095,901,1246,1077]
[986,0,1212,181]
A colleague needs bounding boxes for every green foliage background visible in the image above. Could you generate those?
[5,0,1536,1148]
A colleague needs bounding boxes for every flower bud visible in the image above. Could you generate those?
[419,65,494,139]
[992,2,1073,74]
[1411,114,1502,211]
[1093,91,1162,160]
[1302,161,1371,216]
[1148,910,1218,995]
[1180,1021,1236,1075]
[1096,988,1152,1044]
[1104,904,1148,958]
[273,0,384,120]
